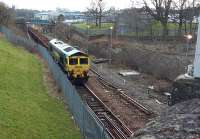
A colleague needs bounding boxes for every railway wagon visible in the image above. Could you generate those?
[49,39,90,83]
[28,27,49,48]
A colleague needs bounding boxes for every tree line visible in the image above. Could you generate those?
[143,0,200,36]
[86,0,200,37]
[0,2,14,27]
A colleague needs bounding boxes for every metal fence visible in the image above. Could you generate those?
[71,25,110,36]
[0,26,110,139]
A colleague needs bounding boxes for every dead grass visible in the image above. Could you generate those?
[0,33,4,38]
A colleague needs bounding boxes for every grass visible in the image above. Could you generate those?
[72,22,113,30]
[150,21,197,31]
[0,38,82,139]
[122,21,198,37]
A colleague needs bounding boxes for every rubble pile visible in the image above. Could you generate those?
[132,99,200,139]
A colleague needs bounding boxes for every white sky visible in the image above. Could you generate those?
[0,0,136,11]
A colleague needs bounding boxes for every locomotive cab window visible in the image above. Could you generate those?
[64,47,74,52]
[69,58,78,65]
[80,58,88,65]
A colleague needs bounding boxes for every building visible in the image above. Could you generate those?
[34,12,54,21]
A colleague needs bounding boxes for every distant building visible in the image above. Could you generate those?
[63,11,85,20]
[62,11,86,23]
[34,13,53,20]
[34,11,86,23]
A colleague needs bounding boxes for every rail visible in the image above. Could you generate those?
[83,84,133,139]
[90,67,153,115]
[27,27,152,139]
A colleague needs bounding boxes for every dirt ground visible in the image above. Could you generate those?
[92,62,169,115]
[86,76,152,132]
[0,33,4,38]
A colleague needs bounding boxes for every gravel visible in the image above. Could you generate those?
[86,76,152,132]
[91,63,168,115]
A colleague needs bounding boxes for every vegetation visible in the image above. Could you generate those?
[0,2,14,26]
[72,22,113,30]
[121,21,197,37]
[150,21,197,31]
[86,0,105,27]
[143,0,172,36]
[0,38,82,139]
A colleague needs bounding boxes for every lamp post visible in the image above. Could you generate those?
[87,25,90,54]
[109,26,113,64]
[185,34,193,57]
[68,22,71,39]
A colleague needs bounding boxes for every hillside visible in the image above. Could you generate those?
[0,38,81,139]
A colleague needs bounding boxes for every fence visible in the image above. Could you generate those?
[0,26,110,139]
[71,25,110,37]
[70,23,197,42]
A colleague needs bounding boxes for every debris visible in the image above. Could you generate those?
[155,99,163,104]
[147,86,154,95]
[148,85,154,90]
[93,58,109,64]
[164,92,171,97]
[119,70,140,76]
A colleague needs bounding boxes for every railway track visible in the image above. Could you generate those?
[84,68,154,137]
[28,28,49,47]
[90,68,152,115]
[77,85,133,139]
[28,28,153,139]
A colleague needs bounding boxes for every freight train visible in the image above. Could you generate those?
[28,27,90,84]
[49,39,90,83]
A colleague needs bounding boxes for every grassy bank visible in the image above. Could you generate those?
[0,38,82,139]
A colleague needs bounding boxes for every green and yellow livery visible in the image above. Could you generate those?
[49,39,90,83]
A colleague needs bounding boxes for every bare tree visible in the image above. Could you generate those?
[188,0,200,33]
[173,0,187,35]
[0,2,13,26]
[57,14,65,22]
[98,0,105,28]
[86,0,105,27]
[143,0,173,36]
[55,22,67,41]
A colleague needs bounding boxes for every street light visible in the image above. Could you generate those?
[68,22,71,39]
[186,34,193,40]
[184,34,193,57]
[109,26,113,64]
[87,25,90,54]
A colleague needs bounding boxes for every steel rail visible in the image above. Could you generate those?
[90,68,153,115]
[84,84,133,139]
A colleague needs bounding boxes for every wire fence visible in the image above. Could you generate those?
[0,26,111,139]
[70,23,197,42]
[71,25,110,37]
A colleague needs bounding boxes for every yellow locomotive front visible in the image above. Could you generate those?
[49,39,90,84]
[67,55,90,82]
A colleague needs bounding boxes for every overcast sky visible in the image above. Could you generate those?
[0,0,138,11]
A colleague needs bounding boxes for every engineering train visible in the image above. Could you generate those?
[48,39,90,83]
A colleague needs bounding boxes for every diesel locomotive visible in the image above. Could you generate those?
[48,39,90,83]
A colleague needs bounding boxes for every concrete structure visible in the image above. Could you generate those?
[34,12,54,21]
[194,17,200,78]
